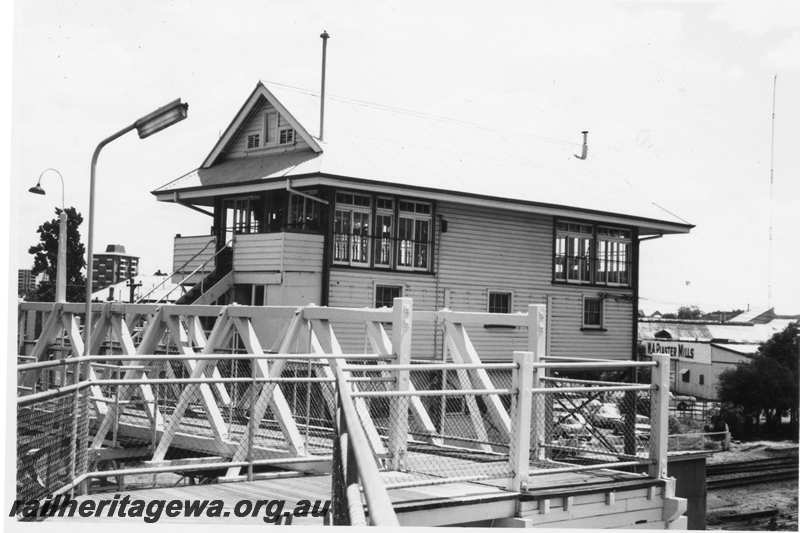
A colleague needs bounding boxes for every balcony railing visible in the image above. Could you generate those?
[553,254,632,286]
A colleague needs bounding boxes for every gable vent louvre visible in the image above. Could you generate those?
[319,30,330,141]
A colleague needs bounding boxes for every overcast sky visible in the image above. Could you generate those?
[10,1,800,314]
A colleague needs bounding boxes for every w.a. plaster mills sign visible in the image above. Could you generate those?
[642,340,711,365]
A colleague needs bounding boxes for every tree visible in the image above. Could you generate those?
[26,207,87,302]
[677,305,702,319]
[717,322,799,438]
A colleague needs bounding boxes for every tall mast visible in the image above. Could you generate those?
[768,74,776,309]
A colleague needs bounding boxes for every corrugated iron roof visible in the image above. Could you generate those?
[711,343,761,356]
[639,318,797,344]
[154,81,693,233]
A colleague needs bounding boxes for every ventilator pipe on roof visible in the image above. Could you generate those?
[574,130,589,160]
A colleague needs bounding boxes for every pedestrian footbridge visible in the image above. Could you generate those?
[16,300,685,528]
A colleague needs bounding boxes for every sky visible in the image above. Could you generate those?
[8,1,800,314]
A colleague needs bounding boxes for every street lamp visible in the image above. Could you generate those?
[84,98,188,355]
[29,168,68,303]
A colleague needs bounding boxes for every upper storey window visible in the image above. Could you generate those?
[333,193,372,266]
[332,192,433,272]
[554,220,632,287]
[397,201,431,271]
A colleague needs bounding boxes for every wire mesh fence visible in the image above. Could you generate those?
[345,365,514,488]
[16,383,89,503]
[535,378,653,468]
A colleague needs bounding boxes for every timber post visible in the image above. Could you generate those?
[510,350,533,493]
[527,304,547,461]
[649,353,670,479]
[388,297,412,471]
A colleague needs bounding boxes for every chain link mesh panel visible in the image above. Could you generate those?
[16,390,81,501]
[534,379,652,468]
[347,366,513,488]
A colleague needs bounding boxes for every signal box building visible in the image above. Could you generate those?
[153,81,692,360]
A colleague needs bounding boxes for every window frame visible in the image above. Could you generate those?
[330,190,434,274]
[396,200,432,272]
[246,133,260,150]
[374,283,403,309]
[333,192,372,267]
[581,295,605,330]
[487,290,513,314]
[373,197,395,269]
[553,218,635,288]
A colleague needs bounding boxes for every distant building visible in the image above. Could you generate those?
[17,269,35,297]
[727,307,800,324]
[92,244,139,292]
[639,315,798,400]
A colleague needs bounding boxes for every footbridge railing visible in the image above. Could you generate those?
[16,300,671,524]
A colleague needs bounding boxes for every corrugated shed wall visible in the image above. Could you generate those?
[327,201,634,361]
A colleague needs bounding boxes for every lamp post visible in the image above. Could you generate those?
[29,168,67,303]
[83,99,188,356]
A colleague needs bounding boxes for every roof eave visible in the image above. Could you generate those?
[152,172,693,235]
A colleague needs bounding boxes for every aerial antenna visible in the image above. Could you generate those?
[768,74,776,309]
[574,130,588,160]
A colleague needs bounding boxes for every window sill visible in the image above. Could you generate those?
[552,280,633,290]
[580,327,607,332]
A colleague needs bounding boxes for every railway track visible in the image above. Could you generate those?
[707,455,798,490]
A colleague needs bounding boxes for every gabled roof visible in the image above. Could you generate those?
[154,81,695,234]
[202,82,322,168]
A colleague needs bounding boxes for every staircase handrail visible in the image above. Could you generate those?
[137,238,231,304]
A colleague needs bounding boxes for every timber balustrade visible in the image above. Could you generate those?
[16,300,671,524]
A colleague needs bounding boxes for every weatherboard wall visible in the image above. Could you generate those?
[327,200,635,361]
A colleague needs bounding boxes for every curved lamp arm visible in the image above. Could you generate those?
[35,168,66,209]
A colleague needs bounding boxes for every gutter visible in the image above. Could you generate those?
[285,178,329,205]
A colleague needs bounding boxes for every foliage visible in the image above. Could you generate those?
[717,322,799,438]
[677,305,702,319]
[25,207,86,302]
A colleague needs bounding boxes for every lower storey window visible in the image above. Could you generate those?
[583,297,603,328]
[375,285,402,308]
[488,291,512,313]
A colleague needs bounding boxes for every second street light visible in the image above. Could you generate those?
[84,98,188,356]
[29,168,67,303]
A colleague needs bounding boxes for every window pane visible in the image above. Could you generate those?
[376,198,393,210]
[351,211,370,264]
[398,217,414,267]
[374,213,393,266]
[488,292,511,313]
[399,201,415,213]
[414,219,429,268]
[334,210,351,262]
[583,298,602,327]
[375,285,402,308]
